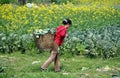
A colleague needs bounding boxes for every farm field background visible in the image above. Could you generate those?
[0,0,120,58]
[0,0,120,78]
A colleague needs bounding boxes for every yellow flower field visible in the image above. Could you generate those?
[0,0,120,34]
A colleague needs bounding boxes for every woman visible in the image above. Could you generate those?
[41,19,72,72]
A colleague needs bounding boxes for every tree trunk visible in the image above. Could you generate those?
[18,0,26,5]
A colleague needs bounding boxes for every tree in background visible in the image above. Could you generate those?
[18,0,26,5]
[51,0,57,3]
[0,0,10,4]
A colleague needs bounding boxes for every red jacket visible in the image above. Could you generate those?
[54,26,67,46]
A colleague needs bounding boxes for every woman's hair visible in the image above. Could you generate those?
[62,19,72,25]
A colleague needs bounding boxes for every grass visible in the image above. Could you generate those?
[0,50,120,78]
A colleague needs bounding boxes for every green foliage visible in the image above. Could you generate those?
[0,61,7,75]
[0,0,10,4]
[0,33,34,54]
[63,25,120,59]
[52,0,68,4]
[0,0,17,4]
[0,25,120,59]
[60,39,85,56]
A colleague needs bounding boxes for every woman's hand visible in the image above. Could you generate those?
[66,34,68,38]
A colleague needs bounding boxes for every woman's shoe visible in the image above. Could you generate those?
[54,69,60,72]
[41,67,47,72]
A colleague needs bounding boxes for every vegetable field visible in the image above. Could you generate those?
[0,0,120,58]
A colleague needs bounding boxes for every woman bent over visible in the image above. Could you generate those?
[41,19,72,72]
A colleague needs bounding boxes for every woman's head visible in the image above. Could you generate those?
[62,19,72,28]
